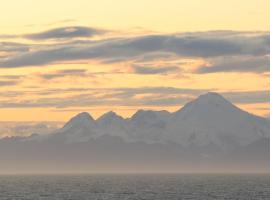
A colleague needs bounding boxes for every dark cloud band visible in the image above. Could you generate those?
[24,26,105,40]
[1,30,270,74]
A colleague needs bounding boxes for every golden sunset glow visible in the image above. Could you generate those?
[0,0,270,121]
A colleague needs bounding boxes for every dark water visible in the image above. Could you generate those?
[0,174,270,200]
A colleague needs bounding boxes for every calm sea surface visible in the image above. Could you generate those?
[0,174,269,200]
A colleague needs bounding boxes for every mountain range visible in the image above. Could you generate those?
[1,92,270,173]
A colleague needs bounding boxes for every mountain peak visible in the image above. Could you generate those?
[103,111,118,117]
[197,92,227,101]
[63,112,94,129]
[97,111,124,122]
[73,112,94,120]
[131,109,171,123]
[131,110,157,120]
[191,92,232,107]
[175,92,235,116]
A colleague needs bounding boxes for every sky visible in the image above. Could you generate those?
[1,0,270,121]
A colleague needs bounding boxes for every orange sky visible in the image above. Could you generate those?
[0,0,270,121]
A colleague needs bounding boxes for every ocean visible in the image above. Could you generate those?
[0,174,269,199]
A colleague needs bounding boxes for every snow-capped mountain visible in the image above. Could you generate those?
[166,92,270,150]
[1,92,270,173]
[47,92,270,151]
[128,110,171,142]
[53,112,99,143]
[96,111,129,139]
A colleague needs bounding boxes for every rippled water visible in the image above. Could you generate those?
[0,174,270,199]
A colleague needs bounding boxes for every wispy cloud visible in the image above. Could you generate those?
[1,85,270,109]
[0,122,62,137]
[0,87,208,108]
[132,64,181,75]
[223,91,270,104]
[197,56,270,73]
[24,26,105,40]
[0,26,270,75]
[37,69,90,80]
[0,42,30,53]
[0,80,19,86]
[1,30,270,74]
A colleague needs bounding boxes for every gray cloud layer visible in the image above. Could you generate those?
[0,42,30,53]
[0,87,208,108]
[132,64,180,75]
[1,31,270,72]
[197,56,270,73]
[24,26,105,40]
[0,80,18,86]
[38,69,89,80]
[1,86,270,109]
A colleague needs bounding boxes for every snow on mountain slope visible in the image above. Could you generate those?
[96,111,129,139]
[127,110,171,142]
[54,112,99,143]
[62,112,95,130]
[166,92,270,150]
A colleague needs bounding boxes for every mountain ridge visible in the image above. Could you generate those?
[46,92,270,149]
[1,92,270,173]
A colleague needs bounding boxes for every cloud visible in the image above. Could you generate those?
[24,26,105,40]
[223,91,270,104]
[0,35,17,39]
[38,69,89,80]
[132,64,181,75]
[0,42,30,53]
[0,34,234,68]
[0,75,22,87]
[0,75,23,80]
[197,56,270,73]
[0,87,208,108]
[0,122,62,137]
[1,86,270,109]
[0,80,18,86]
[1,30,270,75]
